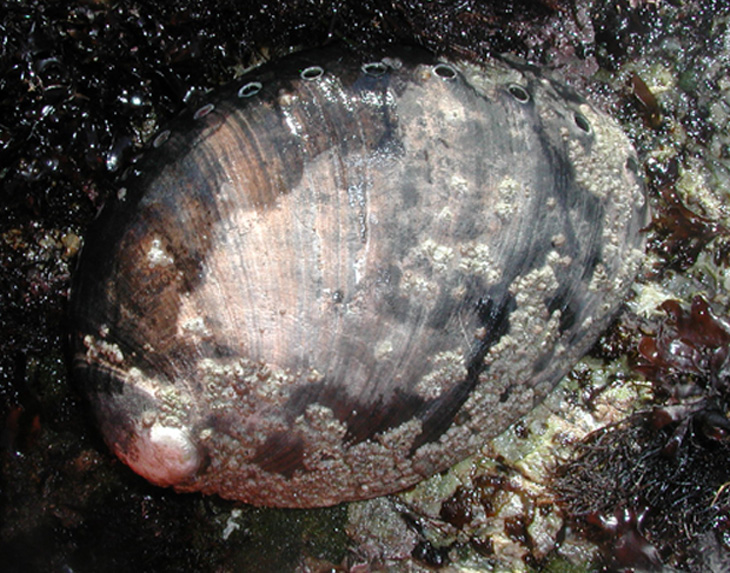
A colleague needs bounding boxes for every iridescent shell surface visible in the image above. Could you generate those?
[70,46,647,507]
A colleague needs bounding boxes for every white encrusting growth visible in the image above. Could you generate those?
[146,236,174,267]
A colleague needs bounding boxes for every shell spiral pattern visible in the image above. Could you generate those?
[70,46,647,507]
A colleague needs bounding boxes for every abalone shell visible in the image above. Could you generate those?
[70,46,646,507]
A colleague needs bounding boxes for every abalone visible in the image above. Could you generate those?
[70,46,646,507]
